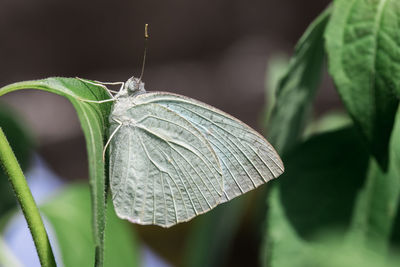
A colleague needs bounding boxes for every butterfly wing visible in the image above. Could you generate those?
[134,92,284,202]
[109,102,222,227]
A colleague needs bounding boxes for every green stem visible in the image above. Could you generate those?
[0,128,56,267]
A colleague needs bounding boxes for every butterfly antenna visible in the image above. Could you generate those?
[139,24,149,82]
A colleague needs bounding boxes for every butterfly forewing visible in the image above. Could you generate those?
[110,103,222,227]
[134,92,284,202]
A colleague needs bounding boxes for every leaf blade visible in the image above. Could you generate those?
[325,0,400,168]
[348,107,400,251]
[267,6,331,155]
[263,126,370,266]
[262,7,332,266]
[0,77,111,266]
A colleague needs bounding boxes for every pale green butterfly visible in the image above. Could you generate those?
[78,26,283,227]
[80,75,284,227]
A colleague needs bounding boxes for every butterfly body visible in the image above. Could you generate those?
[108,77,284,227]
[109,78,147,126]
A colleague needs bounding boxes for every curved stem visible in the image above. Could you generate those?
[0,128,56,267]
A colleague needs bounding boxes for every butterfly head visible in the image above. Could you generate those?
[124,76,146,96]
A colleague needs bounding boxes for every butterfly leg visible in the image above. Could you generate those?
[76,77,118,98]
[102,118,123,162]
[91,80,125,94]
[77,98,116,104]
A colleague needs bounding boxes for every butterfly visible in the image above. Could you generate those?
[79,76,284,228]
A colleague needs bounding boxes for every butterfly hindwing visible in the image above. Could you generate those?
[134,92,284,202]
[110,102,222,227]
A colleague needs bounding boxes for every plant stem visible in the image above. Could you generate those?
[0,128,56,267]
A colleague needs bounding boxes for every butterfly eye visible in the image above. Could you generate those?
[124,77,145,94]
[134,80,141,91]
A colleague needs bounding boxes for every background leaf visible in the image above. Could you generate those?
[0,78,112,265]
[279,127,369,238]
[303,111,352,137]
[282,234,399,267]
[263,97,400,267]
[348,107,400,252]
[40,184,139,267]
[263,126,370,266]
[261,55,289,130]
[325,0,400,168]
[262,7,331,266]
[267,6,331,155]
[262,186,310,267]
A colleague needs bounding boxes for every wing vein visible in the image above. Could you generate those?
[137,124,221,202]
[169,144,216,208]
[206,137,245,194]
[111,130,128,200]
[134,109,221,176]
[171,104,283,172]
[249,145,279,178]
[138,133,151,223]
[161,172,166,225]
[153,171,157,224]
[167,154,196,217]
[136,122,221,181]
[193,121,259,188]
[158,150,181,223]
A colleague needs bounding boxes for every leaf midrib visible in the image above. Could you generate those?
[370,0,390,120]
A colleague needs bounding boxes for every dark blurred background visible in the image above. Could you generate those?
[0,0,338,266]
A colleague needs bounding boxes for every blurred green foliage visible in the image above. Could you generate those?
[40,184,140,267]
[266,6,330,155]
[279,126,369,238]
[183,196,245,267]
[263,1,400,266]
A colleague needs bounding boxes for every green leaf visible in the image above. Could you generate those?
[0,78,111,266]
[279,127,369,238]
[267,6,331,155]
[325,0,400,168]
[264,110,400,266]
[262,186,310,267]
[261,55,289,131]
[303,111,352,137]
[263,126,370,266]
[284,235,399,267]
[263,7,332,266]
[349,107,400,252]
[0,104,34,216]
[40,184,139,267]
